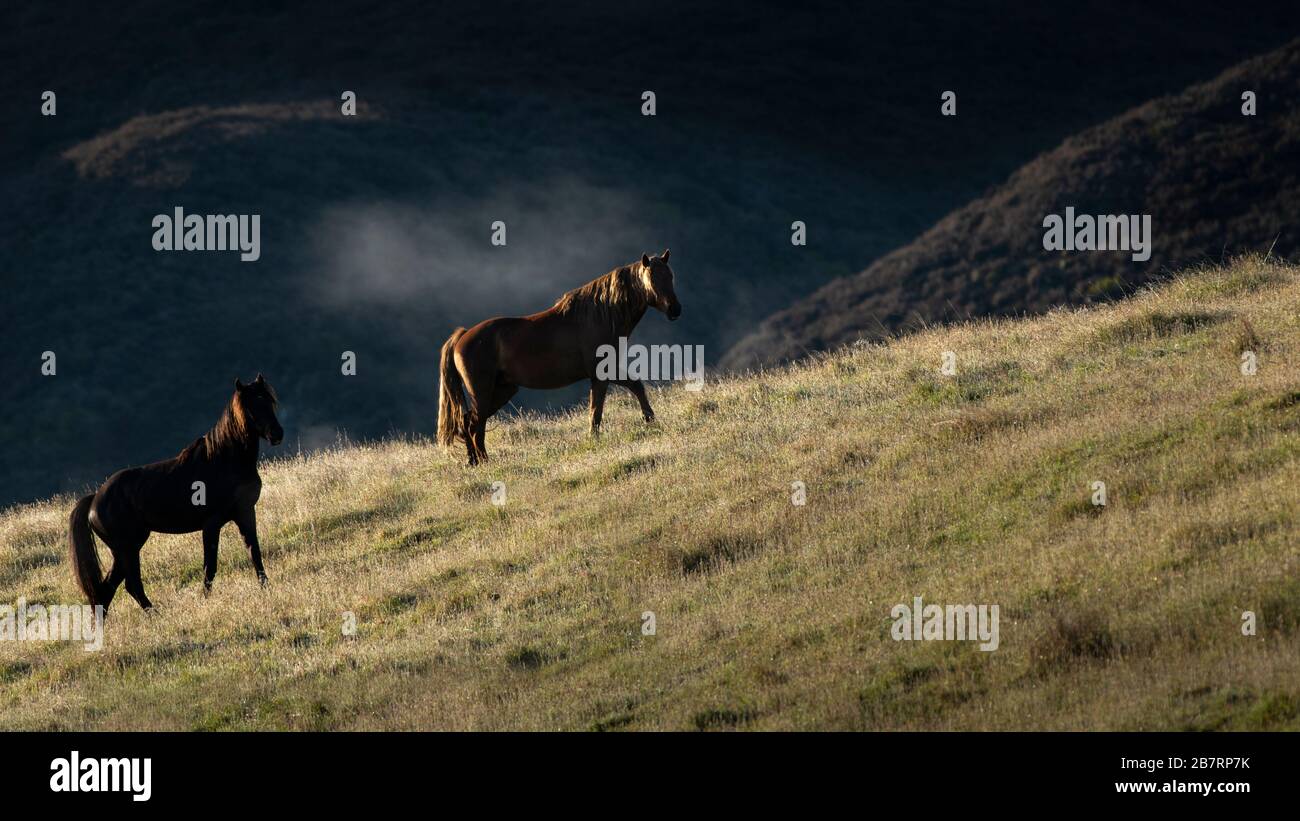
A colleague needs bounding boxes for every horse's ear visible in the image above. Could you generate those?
[255,373,265,384]
[641,253,651,267]
[661,248,670,262]
[234,378,245,390]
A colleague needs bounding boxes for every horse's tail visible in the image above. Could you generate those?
[68,493,105,607]
[437,328,469,447]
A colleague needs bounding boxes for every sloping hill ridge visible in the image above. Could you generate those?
[722,39,1300,371]
[1,257,1297,730]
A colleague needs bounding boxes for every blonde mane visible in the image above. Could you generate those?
[552,264,648,331]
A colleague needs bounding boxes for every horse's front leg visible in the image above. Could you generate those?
[589,379,609,434]
[618,380,655,424]
[201,524,222,595]
[234,506,268,587]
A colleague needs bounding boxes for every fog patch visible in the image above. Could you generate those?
[305,178,653,323]
[296,424,349,453]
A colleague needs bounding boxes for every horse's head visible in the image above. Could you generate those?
[639,249,681,321]
[235,374,284,446]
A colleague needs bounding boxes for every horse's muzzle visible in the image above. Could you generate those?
[268,428,284,446]
[667,304,682,321]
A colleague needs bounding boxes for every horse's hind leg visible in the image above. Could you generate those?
[457,364,490,466]
[470,410,489,464]
[461,371,509,465]
[121,542,153,611]
[92,522,139,615]
[463,401,486,465]
[475,382,518,461]
[465,419,481,466]
[488,382,519,417]
[100,560,127,615]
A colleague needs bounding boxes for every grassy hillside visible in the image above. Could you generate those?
[2,257,1298,730]
[8,2,1300,510]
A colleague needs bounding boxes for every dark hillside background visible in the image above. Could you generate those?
[723,39,1300,369]
[2,1,1298,506]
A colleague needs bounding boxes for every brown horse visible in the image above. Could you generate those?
[438,250,681,464]
[68,375,284,615]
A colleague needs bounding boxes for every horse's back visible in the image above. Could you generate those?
[460,314,532,343]
[458,311,590,389]
[91,451,219,536]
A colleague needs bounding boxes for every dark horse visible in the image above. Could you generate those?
[69,375,284,614]
[438,250,681,464]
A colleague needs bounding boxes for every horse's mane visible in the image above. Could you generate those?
[178,385,276,462]
[552,264,647,329]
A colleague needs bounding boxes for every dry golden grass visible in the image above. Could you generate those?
[2,256,1298,730]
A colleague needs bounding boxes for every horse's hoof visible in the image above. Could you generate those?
[258,575,269,589]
